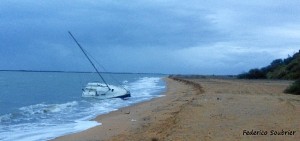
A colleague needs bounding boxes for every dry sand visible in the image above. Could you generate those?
[53,78,300,141]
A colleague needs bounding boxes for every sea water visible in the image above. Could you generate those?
[0,71,166,141]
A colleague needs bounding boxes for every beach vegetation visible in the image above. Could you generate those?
[238,50,300,80]
[238,50,300,95]
[238,68,266,79]
[284,79,300,95]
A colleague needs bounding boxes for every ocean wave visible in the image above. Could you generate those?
[0,120,100,141]
[0,76,166,141]
[0,101,79,124]
[19,101,78,115]
[0,113,13,123]
[129,77,165,97]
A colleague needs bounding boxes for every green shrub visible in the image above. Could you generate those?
[284,79,300,95]
[237,68,266,79]
[238,50,300,80]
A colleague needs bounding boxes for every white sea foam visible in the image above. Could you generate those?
[17,101,78,117]
[0,113,12,123]
[129,77,165,99]
[0,77,165,141]
[0,121,100,141]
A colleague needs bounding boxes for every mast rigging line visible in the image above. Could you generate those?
[68,31,111,90]
[84,49,126,89]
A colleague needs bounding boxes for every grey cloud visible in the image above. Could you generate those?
[0,0,299,74]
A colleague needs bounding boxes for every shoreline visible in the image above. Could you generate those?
[53,77,300,141]
[52,77,174,141]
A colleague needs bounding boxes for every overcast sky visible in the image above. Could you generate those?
[1,0,300,74]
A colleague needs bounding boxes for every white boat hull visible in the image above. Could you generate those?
[82,83,131,99]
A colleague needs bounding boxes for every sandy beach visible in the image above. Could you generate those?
[53,77,300,141]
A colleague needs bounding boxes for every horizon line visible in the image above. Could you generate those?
[0,69,167,75]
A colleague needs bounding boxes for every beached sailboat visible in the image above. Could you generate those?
[68,31,131,99]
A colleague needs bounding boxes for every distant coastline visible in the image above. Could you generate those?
[0,69,166,75]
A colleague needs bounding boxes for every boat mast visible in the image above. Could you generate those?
[68,31,111,90]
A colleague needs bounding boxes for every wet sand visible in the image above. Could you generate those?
[53,77,300,141]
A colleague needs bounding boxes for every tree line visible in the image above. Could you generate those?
[238,50,300,95]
